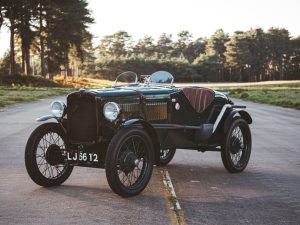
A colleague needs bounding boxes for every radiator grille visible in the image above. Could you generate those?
[67,95,97,143]
[145,102,168,120]
[119,101,168,121]
[119,103,139,113]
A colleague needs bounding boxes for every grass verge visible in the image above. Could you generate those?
[54,76,112,88]
[211,81,300,109]
[0,87,73,107]
[176,80,300,109]
[0,75,112,107]
[227,89,300,109]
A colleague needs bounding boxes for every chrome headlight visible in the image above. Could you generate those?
[103,102,120,122]
[51,101,66,118]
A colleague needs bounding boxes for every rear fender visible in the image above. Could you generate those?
[122,119,161,164]
[224,109,252,134]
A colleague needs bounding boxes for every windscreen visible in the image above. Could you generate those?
[149,71,174,85]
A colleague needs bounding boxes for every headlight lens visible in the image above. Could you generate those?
[103,102,120,122]
[51,101,66,118]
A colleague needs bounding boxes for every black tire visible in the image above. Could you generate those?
[156,148,176,166]
[221,118,252,173]
[105,127,154,197]
[25,122,73,187]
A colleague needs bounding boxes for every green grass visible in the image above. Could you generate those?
[212,82,300,109]
[176,80,300,109]
[0,75,112,107]
[0,86,73,107]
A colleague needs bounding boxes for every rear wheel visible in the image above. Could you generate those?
[105,128,154,197]
[25,123,73,187]
[157,148,176,166]
[221,118,251,173]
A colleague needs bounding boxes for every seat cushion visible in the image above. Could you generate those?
[182,87,215,113]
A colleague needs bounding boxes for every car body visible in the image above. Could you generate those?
[25,71,252,197]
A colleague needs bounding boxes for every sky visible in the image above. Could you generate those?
[0,0,299,57]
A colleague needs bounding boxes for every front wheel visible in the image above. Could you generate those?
[25,122,73,187]
[221,118,252,173]
[105,128,154,197]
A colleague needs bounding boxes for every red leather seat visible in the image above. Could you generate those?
[182,87,215,113]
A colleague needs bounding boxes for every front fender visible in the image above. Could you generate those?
[224,109,252,134]
[36,115,57,122]
[122,119,161,164]
[122,118,145,127]
[36,116,67,134]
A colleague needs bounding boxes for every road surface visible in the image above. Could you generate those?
[0,97,299,225]
[170,99,300,225]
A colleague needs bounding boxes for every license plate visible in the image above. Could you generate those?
[67,151,99,163]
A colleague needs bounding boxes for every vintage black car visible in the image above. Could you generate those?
[25,71,252,197]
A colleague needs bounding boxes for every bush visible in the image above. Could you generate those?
[94,56,205,82]
[240,92,249,98]
[0,75,63,87]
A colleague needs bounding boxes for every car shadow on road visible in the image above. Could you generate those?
[23,182,170,225]
[33,184,163,207]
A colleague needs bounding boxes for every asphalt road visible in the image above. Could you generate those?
[170,99,300,225]
[0,97,170,225]
[0,97,299,225]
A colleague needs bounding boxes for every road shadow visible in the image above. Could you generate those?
[33,184,164,208]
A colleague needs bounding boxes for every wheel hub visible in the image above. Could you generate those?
[45,144,64,165]
[230,137,242,154]
[122,152,138,174]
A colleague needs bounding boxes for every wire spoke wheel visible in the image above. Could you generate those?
[221,118,251,173]
[105,128,154,197]
[229,126,246,167]
[116,135,149,189]
[25,123,73,187]
[36,132,67,179]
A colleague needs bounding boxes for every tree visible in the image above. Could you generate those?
[0,4,4,30]
[0,51,10,75]
[225,31,252,81]
[17,0,36,76]
[1,1,19,76]
[285,36,300,80]
[111,31,132,57]
[185,38,207,63]
[156,33,173,58]
[245,28,269,81]
[98,31,132,57]
[266,28,290,80]
[193,50,222,81]
[43,0,93,78]
[205,29,229,81]
[37,0,47,77]
[1,0,37,76]
[98,35,113,57]
[133,35,155,57]
[172,30,192,58]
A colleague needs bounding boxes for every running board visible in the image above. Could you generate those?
[152,123,214,142]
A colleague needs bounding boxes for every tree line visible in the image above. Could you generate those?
[94,29,300,82]
[0,0,299,82]
[0,0,93,78]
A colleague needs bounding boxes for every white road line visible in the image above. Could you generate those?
[164,170,181,210]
